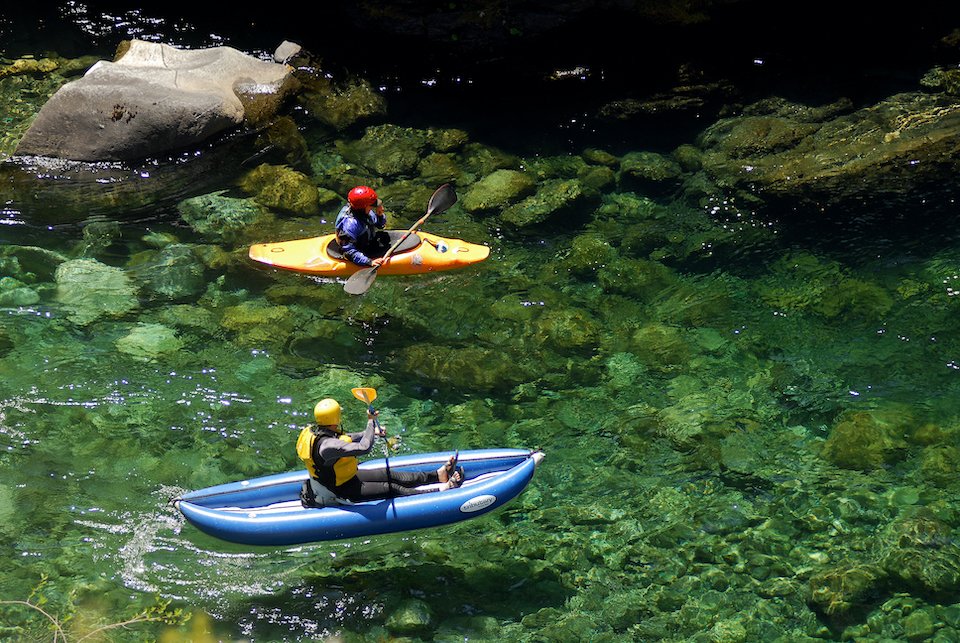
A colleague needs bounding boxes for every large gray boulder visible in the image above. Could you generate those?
[15,40,297,161]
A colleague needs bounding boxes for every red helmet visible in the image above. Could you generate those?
[347,185,378,210]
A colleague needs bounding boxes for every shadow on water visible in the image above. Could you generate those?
[0,128,273,229]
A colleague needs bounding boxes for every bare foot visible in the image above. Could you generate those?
[442,469,463,490]
[437,455,456,483]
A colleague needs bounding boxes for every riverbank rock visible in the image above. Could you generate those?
[15,39,297,161]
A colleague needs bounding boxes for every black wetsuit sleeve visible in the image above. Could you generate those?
[316,421,376,463]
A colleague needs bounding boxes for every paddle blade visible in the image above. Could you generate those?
[427,183,458,216]
[351,387,377,404]
[343,266,378,295]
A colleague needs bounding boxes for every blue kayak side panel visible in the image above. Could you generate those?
[176,449,542,546]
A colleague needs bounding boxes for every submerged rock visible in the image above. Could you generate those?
[461,168,537,213]
[115,323,184,361]
[54,258,139,325]
[298,76,387,130]
[808,563,887,616]
[698,93,960,211]
[15,39,297,161]
[501,178,588,228]
[128,244,208,303]
[178,191,273,243]
[385,598,434,637]
[337,124,429,177]
[239,164,320,215]
[821,409,910,471]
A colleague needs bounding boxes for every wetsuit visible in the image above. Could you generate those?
[307,420,441,501]
[334,204,388,266]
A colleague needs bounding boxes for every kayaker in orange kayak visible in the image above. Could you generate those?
[334,185,389,268]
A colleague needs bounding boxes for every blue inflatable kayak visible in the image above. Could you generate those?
[174,449,544,546]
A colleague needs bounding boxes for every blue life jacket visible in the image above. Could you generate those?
[334,204,386,266]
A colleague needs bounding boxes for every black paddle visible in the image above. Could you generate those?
[343,183,458,295]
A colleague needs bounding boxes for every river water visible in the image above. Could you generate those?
[4,3,960,642]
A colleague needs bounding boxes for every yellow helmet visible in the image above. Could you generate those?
[313,398,341,427]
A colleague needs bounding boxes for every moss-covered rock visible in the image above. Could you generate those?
[460,142,522,177]
[597,257,676,299]
[461,169,536,213]
[534,308,601,352]
[128,244,208,303]
[385,598,434,637]
[558,233,620,278]
[426,127,470,152]
[417,152,461,185]
[626,323,690,373]
[809,563,887,616]
[501,178,587,228]
[115,323,184,361]
[394,343,533,392]
[619,151,684,196]
[821,409,910,470]
[239,164,320,215]
[220,301,297,347]
[337,124,429,177]
[298,76,387,130]
[582,148,619,167]
[55,259,139,326]
[177,191,273,243]
[881,514,960,597]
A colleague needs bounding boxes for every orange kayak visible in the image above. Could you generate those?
[248,230,490,277]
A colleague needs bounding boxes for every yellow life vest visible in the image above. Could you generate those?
[296,427,358,486]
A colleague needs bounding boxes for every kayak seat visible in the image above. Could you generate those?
[327,231,422,260]
[301,478,356,508]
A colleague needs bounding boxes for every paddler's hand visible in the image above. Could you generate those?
[370,257,385,268]
[374,425,387,438]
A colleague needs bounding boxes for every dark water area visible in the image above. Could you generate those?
[4,2,960,642]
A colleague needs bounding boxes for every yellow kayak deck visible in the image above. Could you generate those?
[248,231,490,277]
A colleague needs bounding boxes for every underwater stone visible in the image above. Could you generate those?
[115,323,184,361]
[882,514,960,596]
[619,150,684,196]
[501,178,586,228]
[417,152,461,185]
[561,233,620,278]
[0,245,68,282]
[582,148,619,167]
[903,609,937,641]
[394,343,531,392]
[220,301,296,347]
[627,323,690,373]
[821,410,909,471]
[919,445,960,487]
[808,563,887,616]
[239,163,319,215]
[461,169,536,213]
[55,258,138,325]
[298,76,387,130]
[0,287,40,306]
[129,244,207,303]
[178,191,272,243]
[534,308,601,352]
[337,123,429,177]
[426,127,470,152]
[460,142,522,177]
[673,144,704,172]
[597,257,676,298]
[385,598,434,637]
[577,164,617,193]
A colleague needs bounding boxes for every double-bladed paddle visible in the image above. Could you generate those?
[351,387,392,488]
[343,183,458,295]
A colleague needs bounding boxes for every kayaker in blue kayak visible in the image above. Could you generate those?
[298,398,462,506]
[334,185,390,267]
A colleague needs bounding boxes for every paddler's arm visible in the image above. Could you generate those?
[339,233,375,267]
[318,421,377,461]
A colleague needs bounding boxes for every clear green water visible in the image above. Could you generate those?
[4,8,960,643]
